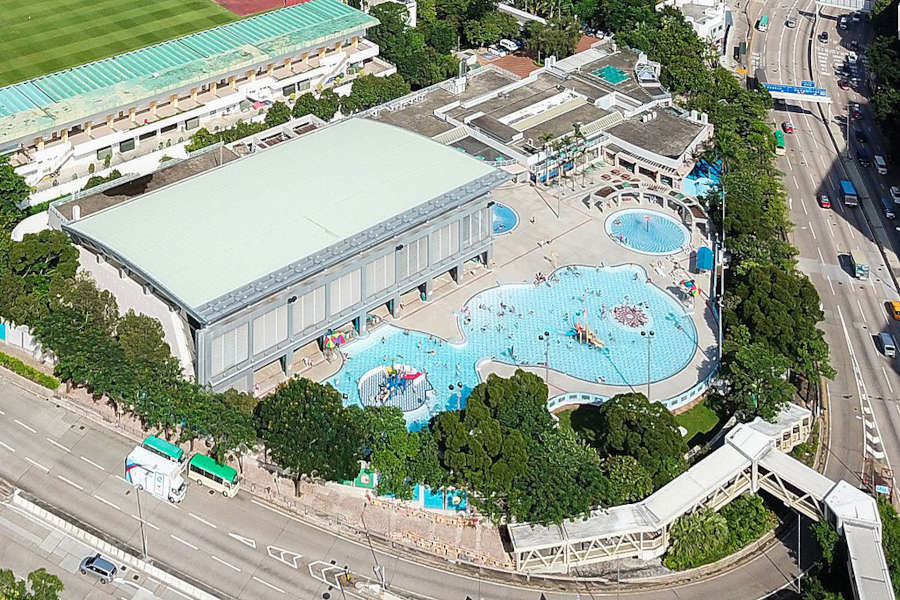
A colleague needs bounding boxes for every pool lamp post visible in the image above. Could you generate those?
[641,330,655,399]
[537,330,550,383]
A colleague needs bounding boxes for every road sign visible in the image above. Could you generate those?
[876,484,890,495]
[801,80,816,87]
[761,82,828,97]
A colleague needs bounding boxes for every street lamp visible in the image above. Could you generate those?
[537,330,550,383]
[641,330,655,399]
[131,486,148,559]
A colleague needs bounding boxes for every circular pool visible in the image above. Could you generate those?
[605,209,689,255]
[492,202,519,235]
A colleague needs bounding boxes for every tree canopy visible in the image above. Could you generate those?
[0,568,63,600]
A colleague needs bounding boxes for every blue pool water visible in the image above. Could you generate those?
[605,209,689,255]
[329,265,698,429]
[682,159,722,198]
[492,202,519,234]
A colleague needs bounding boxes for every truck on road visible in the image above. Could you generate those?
[125,446,187,503]
[840,179,858,206]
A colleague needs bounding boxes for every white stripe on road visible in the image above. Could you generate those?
[170,534,198,550]
[252,576,285,594]
[189,512,217,529]
[14,419,36,434]
[0,441,15,453]
[24,457,49,472]
[826,275,836,295]
[0,409,5,415]
[817,247,825,265]
[883,367,895,393]
[93,495,121,511]
[46,438,70,453]
[130,514,159,530]
[80,456,105,471]
[808,222,817,240]
[857,298,867,324]
[210,555,240,572]
[57,475,83,491]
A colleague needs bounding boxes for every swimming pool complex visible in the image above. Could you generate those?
[492,202,519,234]
[605,209,690,255]
[329,265,698,429]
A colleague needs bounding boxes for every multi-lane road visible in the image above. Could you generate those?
[744,0,900,488]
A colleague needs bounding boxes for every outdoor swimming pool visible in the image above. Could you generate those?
[492,202,519,234]
[328,264,698,429]
[605,209,689,255]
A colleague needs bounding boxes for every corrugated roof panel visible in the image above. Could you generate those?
[15,83,55,108]
[181,28,243,57]
[0,87,36,116]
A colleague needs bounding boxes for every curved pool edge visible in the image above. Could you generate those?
[604,207,691,256]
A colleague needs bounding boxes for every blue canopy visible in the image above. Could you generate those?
[697,246,714,271]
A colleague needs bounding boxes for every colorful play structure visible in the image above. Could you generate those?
[570,320,604,348]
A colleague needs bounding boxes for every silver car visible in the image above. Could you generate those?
[79,554,117,584]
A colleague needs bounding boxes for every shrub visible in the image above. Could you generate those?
[0,351,60,390]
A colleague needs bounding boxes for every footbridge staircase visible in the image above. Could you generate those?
[508,417,894,600]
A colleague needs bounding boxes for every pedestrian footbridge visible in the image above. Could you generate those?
[508,413,894,600]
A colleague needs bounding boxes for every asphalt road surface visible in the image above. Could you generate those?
[743,0,900,491]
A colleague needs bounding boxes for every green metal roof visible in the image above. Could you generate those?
[0,0,377,147]
[189,453,238,482]
[66,119,501,315]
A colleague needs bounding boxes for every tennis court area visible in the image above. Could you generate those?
[0,0,237,86]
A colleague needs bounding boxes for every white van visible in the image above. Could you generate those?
[499,39,519,53]
[879,332,896,358]
[875,154,888,175]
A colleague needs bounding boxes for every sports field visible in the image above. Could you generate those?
[0,0,239,87]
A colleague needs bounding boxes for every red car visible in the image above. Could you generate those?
[782,121,795,133]
[818,194,832,209]
[838,79,851,90]
[851,102,863,119]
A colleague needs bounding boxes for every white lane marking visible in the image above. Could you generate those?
[170,534,198,550]
[46,438,70,453]
[130,514,159,530]
[57,475,83,491]
[267,545,303,569]
[228,532,256,549]
[24,457,49,472]
[0,441,15,453]
[826,275,836,295]
[793,175,799,188]
[809,221,817,240]
[0,409,5,415]
[817,247,825,265]
[848,225,856,240]
[801,197,808,215]
[210,555,241,572]
[80,456,105,471]
[857,297,867,324]
[807,170,816,186]
[786,154,793,170]
[188,512,217,529]
[252,576,285,594]
[883,367,895,393]
[14,419,36,434]
[93,495,121,511]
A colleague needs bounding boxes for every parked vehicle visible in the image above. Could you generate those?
[851,102,863,119]
[786,16,797,27]
[839,15,849,29]
[879,332,896,358]
[142,434,186,465]
[782,121,795,133]
[857,147,871,167]
[891,185,900,203]
[80,554,117,584]
[125,446,187,503]
[757,14,770,31]
[890,300,900,320]
[838,79,851,90]
[819,31,829,42]
[882,196,895,219]
[856,130,867,144]
[188,453,240,498]
[875,154,888,175]
[819,194,832,209]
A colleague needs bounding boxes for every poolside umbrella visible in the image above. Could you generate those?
[680,279,699,296]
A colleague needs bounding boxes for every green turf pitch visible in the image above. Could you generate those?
[0,0,237,87]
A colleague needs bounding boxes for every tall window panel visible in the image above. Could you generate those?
[292,286,326,334]
[252,304,288,355]
[328,270,361,315]
[365,254,396,298]
[210,324,249,376]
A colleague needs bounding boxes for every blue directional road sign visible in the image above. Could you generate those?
[801,80,816,87]
[762,82,828,97]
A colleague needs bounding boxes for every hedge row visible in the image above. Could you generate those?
[0,351,60,390]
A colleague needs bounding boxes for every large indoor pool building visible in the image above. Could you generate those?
[59,119,509,392]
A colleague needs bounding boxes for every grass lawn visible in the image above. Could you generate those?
[675,400,722,447]
[0,0,238,87]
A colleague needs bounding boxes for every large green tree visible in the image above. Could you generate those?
[0,568,63,600]
[571,392,687,488]
[255,378,363,492]
[718,328,796,422]
[0,155,29,233]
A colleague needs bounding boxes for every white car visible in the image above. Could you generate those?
[891,186,900,203]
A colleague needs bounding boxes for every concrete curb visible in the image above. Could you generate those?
[11,489,227,600]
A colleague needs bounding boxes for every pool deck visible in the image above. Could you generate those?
[295,175,718,409]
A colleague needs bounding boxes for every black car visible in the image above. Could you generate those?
[819,31,829,42]
[856,130,868,144]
